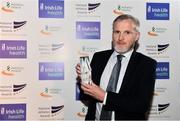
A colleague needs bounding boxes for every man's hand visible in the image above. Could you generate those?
[81,82,106,102]
[76,63,105,101]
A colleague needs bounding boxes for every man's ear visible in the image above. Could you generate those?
[135,32,140,41]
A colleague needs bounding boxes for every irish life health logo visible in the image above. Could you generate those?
[0,104,26,120]
[76,21,100,39]
[146,3,169,20]
[0,40,27,58]
[156,62,169,79]
[39,62,64,80]
[39,0,64,18]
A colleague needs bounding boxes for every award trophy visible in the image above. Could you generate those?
[80,56,92,85]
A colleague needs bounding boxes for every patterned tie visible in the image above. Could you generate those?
[100,54,123,120]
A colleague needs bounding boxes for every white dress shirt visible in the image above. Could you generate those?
[95,49,133,120]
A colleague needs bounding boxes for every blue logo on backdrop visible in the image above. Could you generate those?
[0,104,26,120]
[156,62,169,79]
[39,62,64,80]
[76,21,101,39]
[146,3,169,20]
[39,0,64,18]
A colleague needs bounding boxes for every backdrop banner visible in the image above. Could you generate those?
[0,0,180,120]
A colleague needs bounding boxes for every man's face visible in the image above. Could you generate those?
[112,19,140,54]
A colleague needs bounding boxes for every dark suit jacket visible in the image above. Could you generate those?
[81,49,157,120]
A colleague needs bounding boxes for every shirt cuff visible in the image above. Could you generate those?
[103,92,108,105]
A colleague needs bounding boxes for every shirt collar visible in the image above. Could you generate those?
[112,49,134,61]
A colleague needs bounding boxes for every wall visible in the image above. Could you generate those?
[0,0,180,120]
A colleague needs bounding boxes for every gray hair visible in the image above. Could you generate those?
[113,14,140,32]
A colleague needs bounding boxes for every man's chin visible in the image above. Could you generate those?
[114,47,132,54]
[114,47,127,54]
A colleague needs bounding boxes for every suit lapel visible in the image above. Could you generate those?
[93,50,113,86]
[119,51,139,93]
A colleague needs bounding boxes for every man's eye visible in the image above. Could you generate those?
[114,31,120,34]
[124,31,130,34]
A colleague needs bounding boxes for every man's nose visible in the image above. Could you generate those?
[118,33,124,40]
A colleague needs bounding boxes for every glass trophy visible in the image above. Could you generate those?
[80,56,92,85]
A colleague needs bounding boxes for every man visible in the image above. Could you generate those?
[76,14,157,120]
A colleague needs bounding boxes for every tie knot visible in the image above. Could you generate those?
[117,54,123,61]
